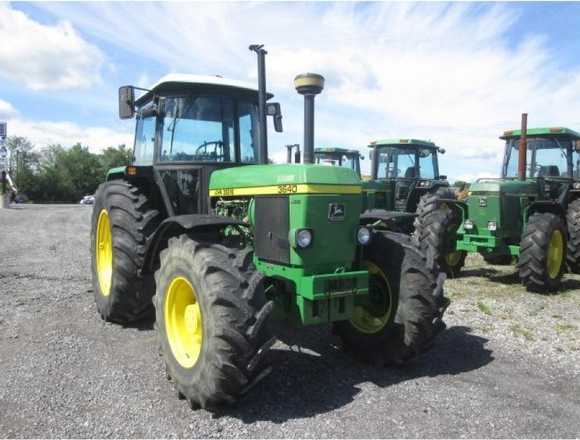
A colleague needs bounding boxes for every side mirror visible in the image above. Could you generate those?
[440,175,448,180]
[119,85,135,119]
[266,102,283,132]
[294,150,301,164]
[438,147,446,154]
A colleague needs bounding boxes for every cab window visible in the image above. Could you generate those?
[160,96,235,162]
[133,114,155,164]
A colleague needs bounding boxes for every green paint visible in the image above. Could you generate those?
[501,127,580,140]
[209,163,360,189]
[106,166,127,180]
[369,138,437,148]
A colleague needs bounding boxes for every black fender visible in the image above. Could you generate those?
[526,201,565,219]
[436,198,467,221]
[360,209,416,234]
[142,214,246,273]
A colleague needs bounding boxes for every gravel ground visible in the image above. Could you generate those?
[0,204,579,438]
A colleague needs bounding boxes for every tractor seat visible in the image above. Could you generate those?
[404,167,417,178]
[538,165,560,177]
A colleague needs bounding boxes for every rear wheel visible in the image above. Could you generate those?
[518,212,566,292]
[415,186,456,221]
[333,231,447,365]
[91,180,161,323]
[566,199,580,273]
[154,235,274,409]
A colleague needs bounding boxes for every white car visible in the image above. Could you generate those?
[80,195,95,205]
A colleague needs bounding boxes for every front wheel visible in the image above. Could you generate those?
[333,231,447,365]
[154,235,274,410]
[518,212,566,292]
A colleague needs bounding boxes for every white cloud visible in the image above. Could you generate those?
[8,118,132,152]
[23,2,580,180]
[0,3,104,90]
[1,99,131,152]
[0,99,17,119]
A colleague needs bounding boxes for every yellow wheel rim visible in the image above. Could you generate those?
[351,262,393,334]
[547,230,564,279]
[445,251,462,267]
[96,209,113,297]
[164,276,203,369]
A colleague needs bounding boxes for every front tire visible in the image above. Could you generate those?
[91,180,161,323]
[518,212,566,292]
[333,231,447,365]
[154,235,274,409]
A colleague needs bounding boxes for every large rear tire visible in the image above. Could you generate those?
[566,199,580,273]
[518,212,566,292]
[333,231,448,365]
[415,208,466,277]
[91,180,161,323]
[154,235,274,410]
[414,185,456,222]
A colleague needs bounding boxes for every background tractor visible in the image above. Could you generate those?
[416,113,580,292]
[287,138,464,274]
[91,45,447,410]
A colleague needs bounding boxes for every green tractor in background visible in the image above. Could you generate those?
[288,139,465,275]
[286,145,363,178]
[91,45,448,409]
[417,113,580,292]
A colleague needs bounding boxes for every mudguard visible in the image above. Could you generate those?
[142,215,246,273]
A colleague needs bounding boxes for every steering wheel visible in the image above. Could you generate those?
[195,141,225,161]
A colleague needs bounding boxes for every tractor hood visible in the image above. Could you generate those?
[469,179,536,195]
[209,164,361,195]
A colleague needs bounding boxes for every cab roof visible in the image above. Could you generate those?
[500,127,580,140]
[136,74,268,105]
[315,147,361,155]
[368,138,437,149]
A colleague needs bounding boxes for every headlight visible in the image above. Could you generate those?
[464,220,474,230]
[574,182,580,189]
[357,227,371,245]
[488,221,497,231]
[296,229,313,248]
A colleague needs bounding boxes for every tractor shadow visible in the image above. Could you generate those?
[458,267,521,285]
[221,325,493,424]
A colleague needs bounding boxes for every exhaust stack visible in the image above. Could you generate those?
[518,113,528,181]
[249,44,269,164]
[294,73,324,164]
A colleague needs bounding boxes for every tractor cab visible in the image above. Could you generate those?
[314,147,362,177]
[367,139,448,212]
[114,74,282,216]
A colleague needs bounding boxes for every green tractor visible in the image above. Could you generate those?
[416,113,580,292]
[288,139,463,274]
[286,145,363,178]
[91,45,448,409]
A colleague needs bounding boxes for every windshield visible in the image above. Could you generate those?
[315,152,357,170]
[376,146,436,179]
[159,95,259,162]
[503,137,572,178]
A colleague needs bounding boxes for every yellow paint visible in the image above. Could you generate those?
[164,276,203,369]
[547,230,564,279]
[350,262,393,334]
[96,209,113,297]
[209,183,361,197]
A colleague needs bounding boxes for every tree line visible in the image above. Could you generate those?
[3,136,132,203]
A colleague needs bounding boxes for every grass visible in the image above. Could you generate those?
[555,322,578,334]
[477,301,493,316]
[510,323,535,341]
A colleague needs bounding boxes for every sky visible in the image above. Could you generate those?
[2,1,580,182]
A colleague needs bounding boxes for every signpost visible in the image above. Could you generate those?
[0,122,10,208]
